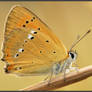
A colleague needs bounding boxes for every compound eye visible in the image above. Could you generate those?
[70,52,74,59]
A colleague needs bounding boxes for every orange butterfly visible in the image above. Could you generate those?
[1,5,91,77]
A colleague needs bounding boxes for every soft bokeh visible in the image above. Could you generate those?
[0,1,92,90]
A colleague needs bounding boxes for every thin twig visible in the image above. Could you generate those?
[22,65,92,91]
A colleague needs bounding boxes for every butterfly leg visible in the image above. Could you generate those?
[70,67,79,73]
[74,62,79,72]
[63,68,71,82]
[43,67,54,85]
[47,68,53,86]
[63,69,66,82]
[69,63,79,72]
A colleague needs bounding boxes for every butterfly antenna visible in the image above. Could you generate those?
[70,30,91,51]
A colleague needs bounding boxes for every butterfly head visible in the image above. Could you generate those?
[68,50,77,62]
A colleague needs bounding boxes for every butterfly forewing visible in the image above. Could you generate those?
[2,6,68,75]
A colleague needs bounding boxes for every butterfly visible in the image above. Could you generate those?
[1,5,91,77]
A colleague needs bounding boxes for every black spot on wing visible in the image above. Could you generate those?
[23,25,26,27]
[26,21,29,24]
[38,28,40,30]
[46,40,49,42]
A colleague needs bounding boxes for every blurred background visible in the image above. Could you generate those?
[0,1,92,90]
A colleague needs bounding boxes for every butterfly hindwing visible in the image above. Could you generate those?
[2,6,68,75]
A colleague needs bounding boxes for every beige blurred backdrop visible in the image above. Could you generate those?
[0,1,92,91]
